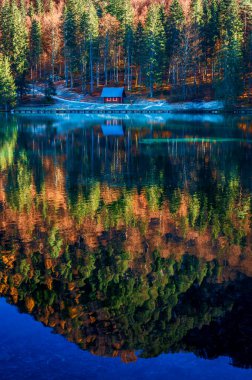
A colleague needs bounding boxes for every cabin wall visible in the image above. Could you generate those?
[104,97,123,104]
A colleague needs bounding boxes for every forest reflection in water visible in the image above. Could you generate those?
[0,114,251,369]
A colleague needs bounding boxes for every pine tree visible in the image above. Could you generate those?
[11,2,28,77]
[105,0,134,88]
[0,2,28,96]
[0,55,17,111]
[144,4,166,97]
[89,2,99,93]
[215,0,244,104]
[35,0,44,16]
[20,0,27,18]
[240,0,252,101]
[28,3,35,19]
[106,0,123,21]
[122,0,134,90]
[30,19,42,80]
[84,1,99,93]
[166,0,184,61]
[0,2,28,77]
[63,0,81,87]
[79,6,89,92]
[190,0,203,26]
[12,2,28,96]
[0,1,13,58]
[201,0,219,59]
[189,0,205,87]
[133,22,145,87]
[0,0,250,103]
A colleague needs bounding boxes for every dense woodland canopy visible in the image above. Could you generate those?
[0,0,251,107]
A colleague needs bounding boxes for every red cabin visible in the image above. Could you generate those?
[101,87,126,104]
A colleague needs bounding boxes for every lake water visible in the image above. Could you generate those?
[0,113,251,380]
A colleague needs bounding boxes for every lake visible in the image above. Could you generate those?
[0,113,251,380]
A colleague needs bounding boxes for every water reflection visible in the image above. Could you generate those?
[0,114,251,368]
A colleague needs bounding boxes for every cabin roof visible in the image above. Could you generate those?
[101,87,126,98]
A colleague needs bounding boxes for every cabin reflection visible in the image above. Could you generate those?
[101,119,125,137]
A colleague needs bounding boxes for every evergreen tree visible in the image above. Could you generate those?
[201,0,219,59]
[63,0,81,87]
[89,1,99,92]
[45,78,56,100]
[105,0,133,88]
[144,4,166,97]
[20,0,27,18]
[122,0,134,90]
[0,2,28,96]
[35,0,44,16]
[133,22,145,87]
[0,0,250,105]
[0,1,13,58]
[106,0,124,21]
[240,0,252,100]
[166,0,184,61]
[82,1,99,93]
[165,0,185,93]
[28,3,35,19]
[30,19,42,80]
[178,22,202,100]
[11,2,28,77]
[215,0,244,104]
[189,0,205,88]
[190,0,203,26]
[0,55,17,111]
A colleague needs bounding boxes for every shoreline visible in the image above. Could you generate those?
[8,107,252,115]
[1,98,252,115]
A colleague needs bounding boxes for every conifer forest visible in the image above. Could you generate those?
[0,0,251,106]
[0,2,252,380]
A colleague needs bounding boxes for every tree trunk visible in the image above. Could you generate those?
[64,43,69,87]
[150,63,153,98]
[96,62,100,87]
[127,45,131,91]
[104,32,109,85]
[90,36,94,94]
[51,28,55,83]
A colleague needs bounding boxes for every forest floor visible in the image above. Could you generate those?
[21,82,252,113]
[22,83,226,112]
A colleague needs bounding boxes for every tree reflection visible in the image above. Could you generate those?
[0,115,251,367]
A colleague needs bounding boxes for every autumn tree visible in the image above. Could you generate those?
[0,0,251,103]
